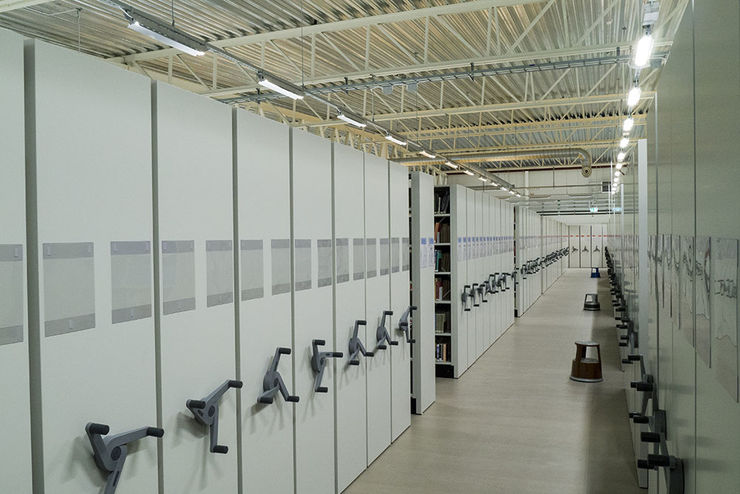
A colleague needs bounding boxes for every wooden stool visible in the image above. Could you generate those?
[570,341,603,383]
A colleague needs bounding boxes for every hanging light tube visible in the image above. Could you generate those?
[627,86,642,108]
[508,190,515,195]
[385,134,407,146]
[617,151,626,162]
[623,117,634,133]
[620,137,630,148]
[501,187,508,192]
[128,20,205,56]
[634,33,654,68]
[445,161,458,169]
[337,112,366,128]
[616,162,623,170]
[478,177,489,183]
[258,75,304,100]
[419,150,436,159]
[463,170,474,176]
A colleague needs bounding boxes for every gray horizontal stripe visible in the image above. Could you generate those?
[353,271,364,280]
[45,313,95,337]
[272,239,290,249]
[112,304,152,324]
[318,277,332,287]
[162,240,193,254]
[336,238,349,246]
[392,266,400,273]
[337,274,349,283]
[367,269,376,278]
[380,268,389,276]
[0,325,23,346]
[380,238,389,245]
[295,239,311,248]
[111,241,150,256]
[163,297,196,315]
[43,242,93,259]
[241,287,263,301]
[207,292,234,307]
[273,282,291,295]
[206,240,233,252]
[241,240,263,251]
[0,244,23,262]
[366,238,376,246]
[318,239,332,248]
[295,280,311,291]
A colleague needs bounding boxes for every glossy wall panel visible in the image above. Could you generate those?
[0,28,32,493]
[28,41,158,493]
[155,82,237,493]
[236,110,294,493]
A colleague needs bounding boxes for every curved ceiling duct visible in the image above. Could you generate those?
[398,147,593,177]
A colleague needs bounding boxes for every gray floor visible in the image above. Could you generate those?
[346,269,641,494]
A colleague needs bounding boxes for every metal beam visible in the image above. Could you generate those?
[368,92,656,122]
[107,0,544,64]
[190,41,671,98]
[0,0,53,13]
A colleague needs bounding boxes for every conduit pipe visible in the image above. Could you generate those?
[398,147,593,177]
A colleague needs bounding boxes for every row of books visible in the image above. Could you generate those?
[435,312,450,332]
[434,221,451,243]
[434,190,450,214]
[435,342,449,362]
[434,277,451,301]
[434,250,451,272]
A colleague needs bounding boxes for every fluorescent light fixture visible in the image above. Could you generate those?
[616,162,623,170]
[258,77,304,100]
[445,161,458,169]
[611,189,616,195]
[634,34,654,68]
[620,137,630,148]
[615,171,621,177]
[515,193,521,197]
[627,86,642,108]
[419,150,436,158]
[491,182,499,186]
[614,175,620,183]
[478,177,489,183]
[508,190,515,195]
[623,117,634,133]
[617,151,626,162]
[385,134,407,146]
[128,21,205,56]
[463,170,474,176]
[337,112,366,128]
[501,187,508,192]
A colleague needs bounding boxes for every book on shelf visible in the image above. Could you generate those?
[433,222,450,243]
[434,189,450,214]
[434,312,450,333]
[434,277,451,301]
[435,342,448,362]
[434,250,450,272]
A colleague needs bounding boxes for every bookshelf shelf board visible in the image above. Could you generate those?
[435,361,454,366]
[434,271,451,275]
[434,213,450,217]
[434,332,452,336]
[434,300,451,304]
[434,243,450,247]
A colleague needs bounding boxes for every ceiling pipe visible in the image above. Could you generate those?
[397,147,593,177]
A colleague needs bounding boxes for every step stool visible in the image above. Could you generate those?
[583,293,600,311]
[570,341,603,383]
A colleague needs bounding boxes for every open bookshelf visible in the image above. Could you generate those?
[434,186,453,377]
